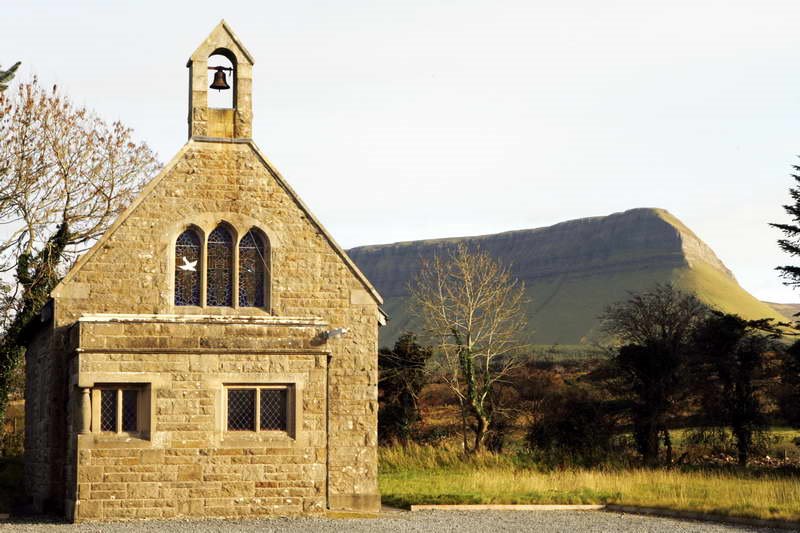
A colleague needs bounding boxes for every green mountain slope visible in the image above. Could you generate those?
[348,208,787,346]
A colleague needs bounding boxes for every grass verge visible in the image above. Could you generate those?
[379,443,800,521]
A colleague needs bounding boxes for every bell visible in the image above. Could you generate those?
[210,67,230,91]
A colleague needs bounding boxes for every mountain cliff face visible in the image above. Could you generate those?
[348,208,785,346]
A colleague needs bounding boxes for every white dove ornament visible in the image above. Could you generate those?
[179,256,197,272]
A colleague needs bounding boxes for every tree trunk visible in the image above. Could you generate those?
[472,410,489,453]
[734,426,750,467]
[458,344,482,453]
[458,398,469,453]
[635,415,660,467]
[662,427,673,465]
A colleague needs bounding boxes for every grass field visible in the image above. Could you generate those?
[379,443,800,521]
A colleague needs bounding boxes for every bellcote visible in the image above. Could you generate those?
[187,21,254,140]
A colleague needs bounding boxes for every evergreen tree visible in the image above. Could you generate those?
[771,164,800,286]
[692,312,780,466]
[378,332,432,444]
[0,62,20,92]
[770,162,800,434]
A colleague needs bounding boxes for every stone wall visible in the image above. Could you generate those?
[71,317,327,520]
[24,320,66,513]
[45,139,380,520]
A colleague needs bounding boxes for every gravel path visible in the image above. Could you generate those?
[0,511,786,533]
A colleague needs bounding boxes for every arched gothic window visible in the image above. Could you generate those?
[207,225,233,306]
[174,229,201,306]
[239,229,268,307]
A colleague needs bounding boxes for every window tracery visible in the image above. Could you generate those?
[174,229,201,306]
[207,225,234,306]
[238,229,267,307]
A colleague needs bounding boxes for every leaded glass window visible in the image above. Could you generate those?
[122,390,138,432]
[93,386,149,437]
[174,229,201,306]
[207,225,233,306]
[227,389,256,431]
[260,388,287,431]
[100,389,117,432]
[238,229,268,307]
[225,386,290,433]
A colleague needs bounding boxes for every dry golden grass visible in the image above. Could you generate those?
[379,443,800,521]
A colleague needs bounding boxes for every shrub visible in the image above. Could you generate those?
[526,386,619,466]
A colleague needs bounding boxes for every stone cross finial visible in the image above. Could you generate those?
[187,21,254,139]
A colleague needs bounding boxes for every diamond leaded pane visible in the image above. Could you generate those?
[100,389,117,432]
[175,229,201,306]
[238,230,267,307]
[227,389,255,431]
[260,388,287,431]
[207,226,233,306]
[122,390,138,432]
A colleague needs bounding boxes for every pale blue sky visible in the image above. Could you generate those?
[3,0,800,301]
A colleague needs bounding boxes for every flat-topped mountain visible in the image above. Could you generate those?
[348,208,787,346]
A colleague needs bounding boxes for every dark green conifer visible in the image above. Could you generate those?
[0,62,20,92]
[771,164,800,286]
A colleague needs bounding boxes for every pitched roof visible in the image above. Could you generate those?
[188,20,255,66]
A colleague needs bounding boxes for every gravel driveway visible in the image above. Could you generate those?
[0,510,786,533]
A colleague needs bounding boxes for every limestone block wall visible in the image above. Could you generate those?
[48,139,381,518]
[71,318,328,521]
[24,321,66,513]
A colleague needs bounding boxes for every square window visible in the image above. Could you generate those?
[93,385,149,436]
[226,386,291,434]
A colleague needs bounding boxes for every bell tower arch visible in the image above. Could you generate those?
[187,20,254,139]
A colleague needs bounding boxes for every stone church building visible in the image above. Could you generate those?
[24,21,384,521]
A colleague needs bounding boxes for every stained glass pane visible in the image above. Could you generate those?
[175,230,201,306]
[239,230,267,307]
[227,389,255,431]
[207,226,233,306]
[260,388,287,431]
[100,389,117,432]
[122,390,138,432]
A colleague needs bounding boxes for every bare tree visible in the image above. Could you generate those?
[410,243,528,453]
[0,80,159,270]
[0,78,159,421]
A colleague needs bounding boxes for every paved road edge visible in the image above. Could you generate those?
[409,503,800,530]
[604,504,800,531]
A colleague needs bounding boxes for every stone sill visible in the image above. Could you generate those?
[77,433,152,448]
[219,431,300,448]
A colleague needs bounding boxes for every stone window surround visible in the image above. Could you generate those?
[210,373,306,446]
[78,376,158,446]
[166,214,279,314]
[91,384,151,437]
[76,370,308,448]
